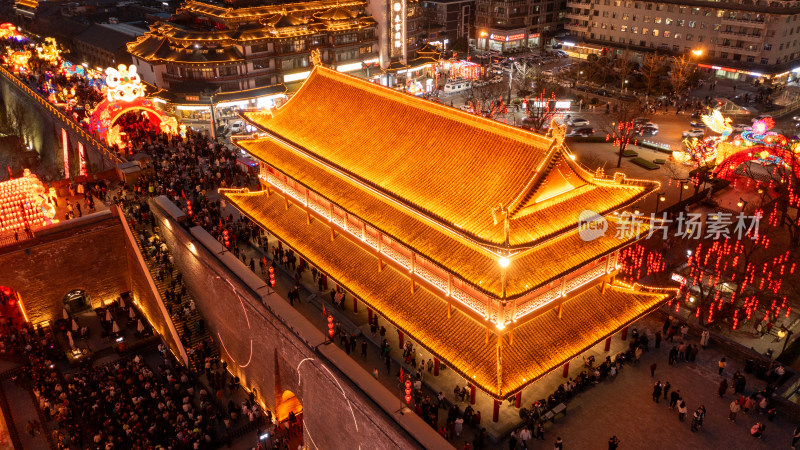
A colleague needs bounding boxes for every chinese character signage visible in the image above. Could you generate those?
[390,0,406,59]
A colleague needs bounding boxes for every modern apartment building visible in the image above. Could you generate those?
[564,0,800,80]
[474,0,566,52]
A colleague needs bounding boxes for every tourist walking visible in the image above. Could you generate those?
[652,381,662,403]
[719,357,727,375]
[751,422,765,439]
[719,378,728,397]
[730,400,740,422]
[608,435,620,450]
[678,401,688,421]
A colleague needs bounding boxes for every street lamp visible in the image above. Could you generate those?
[691,49,704,57]
[737,198,748,211]
[678,180,689,202]
[655,192,666,213]
[624,79,629,93]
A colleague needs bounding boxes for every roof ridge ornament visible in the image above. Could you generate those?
[548,118,566,148]
[310,48,323,67]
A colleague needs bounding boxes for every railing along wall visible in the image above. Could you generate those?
[0,64,125,168]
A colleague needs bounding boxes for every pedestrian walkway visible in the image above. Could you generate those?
[509,314,795,450]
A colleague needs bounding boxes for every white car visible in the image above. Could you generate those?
[568,118,590,127]
[230,121,245,134]
[682,129,705,138]
[751,114,772,123]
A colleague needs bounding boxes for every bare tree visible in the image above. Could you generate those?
[670,55,695,96]
[641,52,665,100]
[512,61,537,98]
[521,90,560,131]
[616,49,636,93]
[603,102,644,168]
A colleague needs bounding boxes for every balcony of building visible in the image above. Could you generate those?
[720,16,767,28]
[718,29,764,42]
[566,0,591,7]
[565,10,589,21]
[565,21,589,32]
[713,43,762,56]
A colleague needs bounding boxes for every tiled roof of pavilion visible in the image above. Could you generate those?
[223,189,671,399]
[242,66,658,250]
[234,134,649,300]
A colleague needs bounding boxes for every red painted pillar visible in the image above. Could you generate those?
[398,330,404,348]
[353,296,358,313]
[434,358,440,376]
[621,326,629,341]
[367,308,373,324]
[562,362,569,378]
[470,384,476,404]
[493,399,500,422]
[604,337,612,351]
[515,392,522,408]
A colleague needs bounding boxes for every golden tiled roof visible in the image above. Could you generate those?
[235,137,647,299]
[224,189,669,398]
[243,66,657,248]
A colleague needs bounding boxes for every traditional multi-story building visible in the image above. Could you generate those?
[127,0,380,125]
[474,0,566,52]
[564,0,800,81]
[222,64,674,416]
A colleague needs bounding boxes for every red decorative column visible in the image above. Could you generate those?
[562,362,569,377]
[470,384,476,404]
[367,308,373,324]
[515,392,522,408]
[493,399,500,422]
[434,358,440,376]
[398,330,404,348]
[604,337,612,351]
[353,297,358,313]
[621,326,629,341]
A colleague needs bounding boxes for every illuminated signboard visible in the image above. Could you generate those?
[490,33,526,42]
[390,0,406,58]
[78,142,87,176]
[62,128,70,179]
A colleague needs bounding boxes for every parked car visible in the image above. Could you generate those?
[594,89,610,96]
[682,129,705,138]
[751,114,772,123]
[633,117,651,126]
[230,121,245,134]
[689,120,706,128]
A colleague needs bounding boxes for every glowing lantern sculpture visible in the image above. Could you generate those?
[89,64,175,147]
[269,266,275,287]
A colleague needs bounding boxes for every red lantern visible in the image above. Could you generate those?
[404,379,412,404]
[327,315,334,338]
[223,229,229,248]
[268,266,275,287]
[186,200,192,217]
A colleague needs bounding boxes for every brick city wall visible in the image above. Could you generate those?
[150,199,431,450]
[0,211,129,325]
